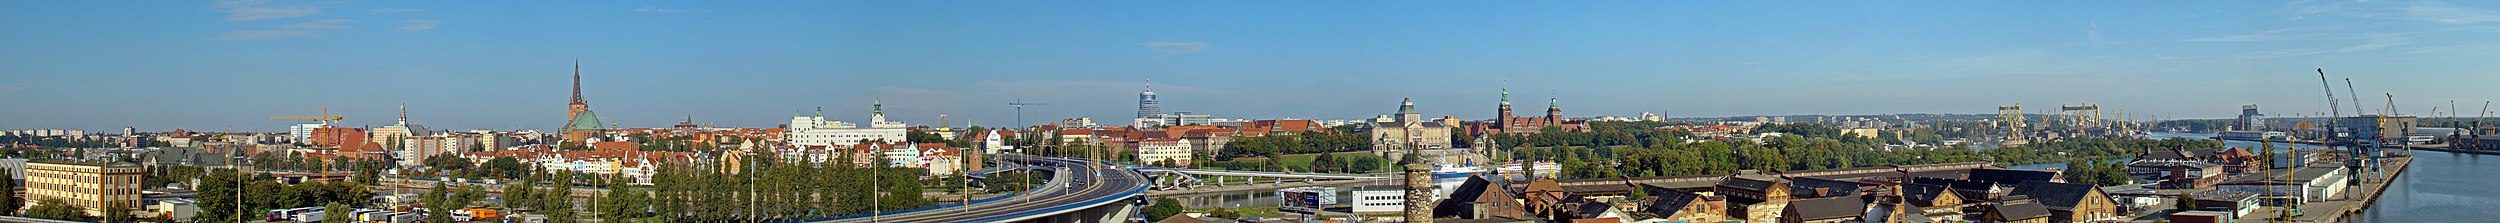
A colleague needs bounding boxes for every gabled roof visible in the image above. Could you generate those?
[1911,177,1992,191]
[1570,199,1612,219]
[1967,168,2059,186]
[566,110,605,130]
[1986,198,2052,221]
[1789,177,1874,197]
[1435,175,1526,219]
[1642,188,1706,217]
[1786,194,1867,221]
[1719,176,1780,191]
[1899,183,1960,207]
[1863,202,1934,223]
[2008,181,2104,211]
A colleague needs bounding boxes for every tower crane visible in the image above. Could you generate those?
[269,107,346,125]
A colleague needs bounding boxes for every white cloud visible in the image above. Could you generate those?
[1142,42,1210,54]
[369,8,422,13]
[214,0,321,21]
[0,83,19,94]
[634,6,685,13]
[216,19,350,40]
[2339,33,2410,52]
[279,19,352,30]
[2404,1,2500,24]
[399,20,440,32]
[2186,28,2305,42]
[2089,21,2105,47]
[213,30,311,40]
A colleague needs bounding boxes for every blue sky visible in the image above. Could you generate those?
[6,1,2500,132]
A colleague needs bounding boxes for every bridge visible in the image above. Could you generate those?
[1135,168,1392,196]
[808,155,1149,223]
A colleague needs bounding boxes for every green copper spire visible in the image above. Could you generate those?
[1398,98,1418,115]
[1500,88,1510,106]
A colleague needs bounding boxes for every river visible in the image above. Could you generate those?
[1169,132,2500,223]
[2134,133,2500,223]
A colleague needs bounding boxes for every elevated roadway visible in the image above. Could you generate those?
[810,155,1148,223]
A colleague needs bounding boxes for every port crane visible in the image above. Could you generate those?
[2315,69,2343,141]
[2388,93,2410,156]
[2481,101,2492,135]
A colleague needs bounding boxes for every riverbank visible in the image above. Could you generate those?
[2403,146,2500,156]
[2237,156,2411,223]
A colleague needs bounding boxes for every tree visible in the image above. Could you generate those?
[601,174,645,222]
[544,171,577,223]
[423,181,452,223]
[103,202,136,222]
[484,157,526,179]
[2062,160,2099,186]
[355,167,380,185]
[192,169,246,223]
[0,171,15,215]
[2174,191,2197,212]
[1209,207,1242,219]
[504,170,537,210]
[1145,198,1184,222]
[25,198,88,221]
[323,203,354,223]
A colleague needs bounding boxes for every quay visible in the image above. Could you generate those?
[2401,145,2500,156]
[2239,156,2412,223]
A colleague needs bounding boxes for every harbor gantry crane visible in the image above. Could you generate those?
[2388,93,2411,156]
[268,107,346,125]
[2316,68,2343,141]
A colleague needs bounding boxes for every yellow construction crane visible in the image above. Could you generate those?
[269,107,346,125]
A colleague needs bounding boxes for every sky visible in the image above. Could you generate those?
[6,0,2500,132]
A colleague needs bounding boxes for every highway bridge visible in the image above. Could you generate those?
[1136,168,1389,191]
[808,155,1148,223]
[366,155,1150,222]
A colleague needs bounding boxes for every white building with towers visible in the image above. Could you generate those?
[787,100,910,147]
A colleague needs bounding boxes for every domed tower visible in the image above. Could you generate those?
[1497,88,1512,128]
[1546,98,1563,126]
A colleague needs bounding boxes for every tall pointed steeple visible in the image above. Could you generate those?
[571,59,585,105]
[397,103,409,125]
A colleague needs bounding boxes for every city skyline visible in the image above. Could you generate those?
[10,1,2500,131]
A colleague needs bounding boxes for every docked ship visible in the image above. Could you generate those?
[2215,130,2289,142]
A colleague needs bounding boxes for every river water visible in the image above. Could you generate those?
[2353,149,2500,222]
[1170,132,2500,222]
[2131,132,2500,223]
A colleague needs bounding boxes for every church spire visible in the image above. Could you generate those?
[873,98,884,115]
[1500,87,1510,106]
[397,103,409,125]
[571,59,584,104]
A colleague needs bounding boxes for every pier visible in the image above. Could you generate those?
[2238,156,2411,223]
